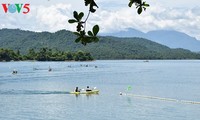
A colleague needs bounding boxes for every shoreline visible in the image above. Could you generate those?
[1,59,200,62]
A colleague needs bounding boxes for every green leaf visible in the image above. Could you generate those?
[75,37,81,43]
[128,0,134,7]
[68,19,77,23]
[73,32,81,36]
[92,25,99,36]
[135,0,142,4]
[88,31,93,36]
[73,11,79,21]
[81,37,90,45]
[84,0,91,6]
[84,0,98,13]
[78,12,84,20]
[80,30,86,36]
[128,2,133,7]
[77,23,83,32]
[137,7,143,14]
[144,4,150,7]
[93,37,99,42]
[89,0,98,13]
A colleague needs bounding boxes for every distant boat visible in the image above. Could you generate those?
[143,60,149,62]
[48,66,52,72]
[33,68,39,70]
[12,69,18,74]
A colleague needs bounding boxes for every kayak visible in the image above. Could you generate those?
[70,90,99,94]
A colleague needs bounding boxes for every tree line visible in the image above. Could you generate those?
[0,48,94,61]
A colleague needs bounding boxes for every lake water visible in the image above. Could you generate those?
[0,60,200,120]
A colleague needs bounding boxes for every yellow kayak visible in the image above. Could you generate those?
[70,90,99,94]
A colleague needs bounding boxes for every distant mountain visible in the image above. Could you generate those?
[103,28,145,38]
[1,28,200,60]
[102,28,200,52]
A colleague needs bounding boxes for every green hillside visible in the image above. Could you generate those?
[0,28,200,59]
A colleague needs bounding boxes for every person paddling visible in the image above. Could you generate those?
[86,86,92,92]
[12,69,18,74]
[48,66,52,72]
[74,87,80,92]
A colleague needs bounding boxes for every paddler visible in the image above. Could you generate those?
[86,86,92,92]
[74,87,80,92]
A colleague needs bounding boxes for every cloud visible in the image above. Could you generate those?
[90,5,200,39]
[0,3,200,40]
[33,4,73,31]
[0,3,76,32]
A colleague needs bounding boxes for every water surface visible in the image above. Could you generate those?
[0,60,200,120]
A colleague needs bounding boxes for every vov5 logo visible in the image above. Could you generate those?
[2,4,30,14]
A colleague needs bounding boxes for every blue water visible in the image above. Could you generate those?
[0,60,200,120]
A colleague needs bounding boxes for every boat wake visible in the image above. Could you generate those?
[0,90,70,95]
[122,93,200,105]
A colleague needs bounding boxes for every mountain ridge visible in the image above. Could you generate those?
[102,28,200,52]
[0,28,200,59]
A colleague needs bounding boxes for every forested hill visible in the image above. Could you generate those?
[0,28,200,59]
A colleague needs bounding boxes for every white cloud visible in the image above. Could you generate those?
[89,5,200,40]
[0,2,200,40]
[33,4,72,31]
[0,3,76,32]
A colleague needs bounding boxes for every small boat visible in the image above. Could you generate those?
[70,90,99,95]
[12,69,18,74]
[48,66,52,72]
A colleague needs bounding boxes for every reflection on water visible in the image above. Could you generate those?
[126,97,132,105]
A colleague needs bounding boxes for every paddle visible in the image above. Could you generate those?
[93,87,97,90]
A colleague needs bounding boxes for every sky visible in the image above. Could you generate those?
[0,0,200,39]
